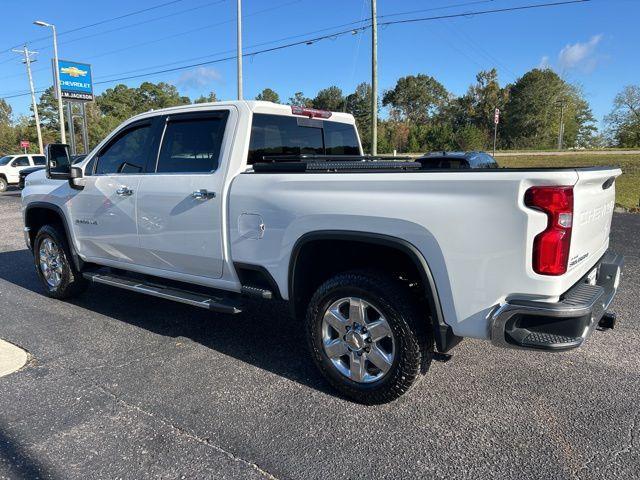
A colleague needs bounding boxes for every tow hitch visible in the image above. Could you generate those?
[597,311,617,331]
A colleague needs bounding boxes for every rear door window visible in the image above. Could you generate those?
[32,155,46,165]
[155,112,229,173]
[247,114,359,164]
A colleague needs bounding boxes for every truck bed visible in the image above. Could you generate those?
[230,166,621,339]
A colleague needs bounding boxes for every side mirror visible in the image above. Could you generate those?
[46,143,72,180]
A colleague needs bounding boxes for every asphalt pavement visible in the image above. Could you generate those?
[0,189,638,480]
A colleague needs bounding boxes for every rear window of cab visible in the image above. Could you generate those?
[247,113,360,164]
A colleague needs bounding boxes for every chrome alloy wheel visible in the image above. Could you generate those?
[321,297,396,384]
[39,238,64,288]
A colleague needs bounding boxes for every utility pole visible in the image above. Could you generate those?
[371,0,378,156]
[13,44,44,154]
[493,108,500,157]
[237,0,243,100]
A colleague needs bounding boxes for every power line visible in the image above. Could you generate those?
[0,0,505,76]
[93,8,369,82]
[58,0,189,36]
[0,0,189,56]
[1,0,591,101]
[30,0,228,54]
[440,19,519,81]
[73,0,302,65]
[81,0,597,85]
[377,0,589,27]
[0,0,299,75]
[376,0,496,20]
[0,0,228,66]
[96,0,592,83]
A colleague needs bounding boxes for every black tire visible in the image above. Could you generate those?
[305,269,433,404]
[0,177,7,193]
[33,224,88,299]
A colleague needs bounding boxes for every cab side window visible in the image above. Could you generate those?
[12,156,30,167]
[95,123,154,175]
[156,112,229,173]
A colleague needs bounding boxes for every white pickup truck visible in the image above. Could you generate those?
[21,101,624,404]
[0,153,47,192]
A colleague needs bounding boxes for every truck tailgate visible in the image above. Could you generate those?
[569,168,621,273]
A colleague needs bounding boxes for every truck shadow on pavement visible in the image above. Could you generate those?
[0,427,56,480]
[0,248,337,398]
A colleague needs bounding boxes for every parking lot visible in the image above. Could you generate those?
[0,189,638,479]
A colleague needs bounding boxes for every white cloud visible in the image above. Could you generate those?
[176,67,221,90]
[557,34,603,72]
[538,55,550,69]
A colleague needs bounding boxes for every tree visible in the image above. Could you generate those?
[502,69,592,149]
[0,99,11,125]
[0,99,17,155]
[136,82,190,112]
[454,69,509,147]
[345,83,373,152]
[605,85,640,147]
[86,82,191,149]
[36,87,61,133]
[454,124,486,151]
[382,74,450,123]
[193,91,219,103]
[255,88,280,103]
[574,96,598,148]
[312,86,345,111]
[287,91,312,107]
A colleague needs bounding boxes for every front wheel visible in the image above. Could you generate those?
[33,225,87,299]
[305,270,433,404]
[0,177,7,193]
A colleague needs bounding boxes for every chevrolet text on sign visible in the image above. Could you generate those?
[53,59,94,101]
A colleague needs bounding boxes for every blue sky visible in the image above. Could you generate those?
[0,0,637,128]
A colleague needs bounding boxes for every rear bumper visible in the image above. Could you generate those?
[490,250,623,351]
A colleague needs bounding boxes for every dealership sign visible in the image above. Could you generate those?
[52,59,94,101]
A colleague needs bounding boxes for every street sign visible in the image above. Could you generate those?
[20,140,30,148]
[494,108,500,125]
[52,59,94,101]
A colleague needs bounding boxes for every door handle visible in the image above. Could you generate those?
[116,186,133,196]
[192,189,216,200]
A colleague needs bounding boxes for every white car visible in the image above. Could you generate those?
[21,101,624,404]
[0,153,46,192]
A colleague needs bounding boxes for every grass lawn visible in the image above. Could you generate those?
[498,154,640,211]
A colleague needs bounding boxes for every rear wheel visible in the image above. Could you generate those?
[34,225,87,299]
[0,177,7,193]
[305,270,433,404]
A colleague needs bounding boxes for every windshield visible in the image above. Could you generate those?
[0,156,13,166]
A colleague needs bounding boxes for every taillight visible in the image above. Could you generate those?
[525,186,574,275]
[290,105,332,119]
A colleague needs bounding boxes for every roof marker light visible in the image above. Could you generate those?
[291,105,332,119]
